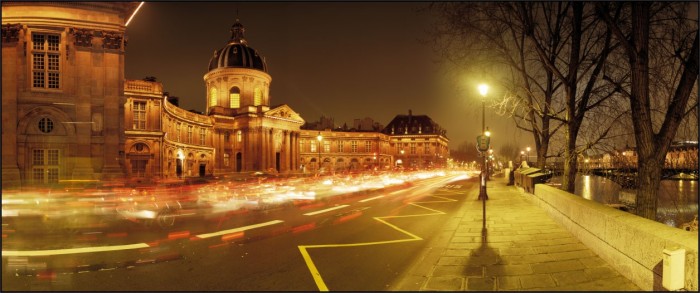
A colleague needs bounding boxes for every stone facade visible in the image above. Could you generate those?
[2,2,450,188]
[2,2,139,188]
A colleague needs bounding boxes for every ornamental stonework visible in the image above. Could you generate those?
[2,23,22,43]
[102,31,123,50]
[69,28,93,47]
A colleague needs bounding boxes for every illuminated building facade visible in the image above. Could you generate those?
[2,2,139,188]
[2,2,448,188]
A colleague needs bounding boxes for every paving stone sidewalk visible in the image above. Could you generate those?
[395,177,641,291]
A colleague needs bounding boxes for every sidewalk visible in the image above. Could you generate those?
[396,177,641,291]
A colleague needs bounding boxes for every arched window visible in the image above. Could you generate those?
[209,87,218,107]
[230,87,240,108]
[254,87,262,106]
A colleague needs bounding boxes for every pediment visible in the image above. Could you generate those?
[265,104,305,124]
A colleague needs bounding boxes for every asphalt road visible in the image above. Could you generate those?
[2,173,478,291]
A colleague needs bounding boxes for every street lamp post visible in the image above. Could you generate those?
[526,146,531,166]
[477,84,490,201]
[317,132,323,175]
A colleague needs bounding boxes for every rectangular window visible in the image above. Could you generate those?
[299,140,304,152]
[188,126,193,144]
[48,150,59,165]
[230,92,240,108]
[31,33,60,89]
[365,141,371,152]
[33,168,44,182]
[338,141,344,153]
[410,143,416,154]
[200,128,206,145]
[224,132,230,143]
[176,123,181,142]
[133,101,146,129]
[311,141,317,152]
[32,149,60,184]
[47,168,59,183]
[351,141,357,153]
[324,141,330,153]
[237,131,242,142]
[224,153,230,167]
[33,149,44,165]
[425,143,430,154]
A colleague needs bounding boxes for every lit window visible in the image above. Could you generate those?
[410,143,416,154]
[324,141,330,153]
[299,140,304,152]
[425,142,430,154]
[200,128,206,145]
[338,141,344,153]
[311,141,317,152]
[365,141,371,152]
[237,130,242,142]
[210,87,218,107]
[254,87,262,106]
[224,153,230,167]
[351,141,357,153]
[32,149,60,184]
[133,101,146,129]
[31,33,60,89]
[188,126,193,144]
[38,117,54,133]
[230,87,240,108]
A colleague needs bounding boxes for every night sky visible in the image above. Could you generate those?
[124,2,533,150]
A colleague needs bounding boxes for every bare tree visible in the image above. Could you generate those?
[597,2,699,220]
[429,2,564,170]
[519,2,623,193]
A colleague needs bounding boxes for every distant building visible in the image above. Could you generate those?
[353,117,383,132]
[297,111,450,172]
[381,110,450,169]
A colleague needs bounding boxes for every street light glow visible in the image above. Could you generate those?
[478,84,489,97]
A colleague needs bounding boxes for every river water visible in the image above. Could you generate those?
[546,174,698,229]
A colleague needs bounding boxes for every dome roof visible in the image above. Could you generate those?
[208,20,268,72]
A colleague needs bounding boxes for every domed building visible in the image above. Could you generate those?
[121,20,305,180]
[2,2,447,187]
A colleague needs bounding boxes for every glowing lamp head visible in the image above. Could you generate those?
[478,84,489,97]
[484,130,491,137]
[317,134,323,142]
[521,151,525,155]
[526,146,531,152]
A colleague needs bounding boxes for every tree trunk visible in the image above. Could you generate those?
[635,157,663,220]
[562,125,580,193]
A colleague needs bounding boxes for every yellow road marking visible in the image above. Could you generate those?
[298,193,459,291]
[303,205,349,216]
[196,220,284,239]
[2,243,150,257]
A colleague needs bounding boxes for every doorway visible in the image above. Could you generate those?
[236,152,242,172]
[199,164,206,177]
[275,152,280,172]
[176,159,183,178]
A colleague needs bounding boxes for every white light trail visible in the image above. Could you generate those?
[125,2,145,27]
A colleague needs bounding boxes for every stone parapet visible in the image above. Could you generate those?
[531,184,698,291]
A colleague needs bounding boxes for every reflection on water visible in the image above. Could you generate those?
[548,174,698,229]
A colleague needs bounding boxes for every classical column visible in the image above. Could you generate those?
[261,127,267,170]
